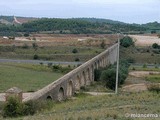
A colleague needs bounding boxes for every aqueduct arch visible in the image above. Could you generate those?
[58,87,64,101]
[23,43,118,102]
[67,81,73,97]
[75,75,81,90]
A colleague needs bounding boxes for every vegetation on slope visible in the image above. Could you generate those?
[0,16,149,35]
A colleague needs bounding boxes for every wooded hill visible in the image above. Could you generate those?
[0,16,160,36]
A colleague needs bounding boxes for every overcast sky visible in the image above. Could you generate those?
[0,0,160,24]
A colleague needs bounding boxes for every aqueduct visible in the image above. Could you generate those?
[23,43,118,102]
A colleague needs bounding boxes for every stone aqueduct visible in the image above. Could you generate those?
[23,43,118,102]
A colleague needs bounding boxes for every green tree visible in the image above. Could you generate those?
[120,36,134,47]
[32,43,38,51]
[152,43,159,49]
[72,48,78,53]
[100,40,106,49]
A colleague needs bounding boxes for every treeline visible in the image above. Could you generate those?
[0,18,155,35]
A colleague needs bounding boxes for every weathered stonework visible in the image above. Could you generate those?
[23,43,118,102]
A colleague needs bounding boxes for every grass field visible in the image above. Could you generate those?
[146,75,160,83]
[0,46,104,62]
[0,63,63,92]
[120,46,160,64]
[2,91,160,120]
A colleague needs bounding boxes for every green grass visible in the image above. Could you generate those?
[0,46,103,61]
[129,66,160,72]
[3,91,160,120]
[120,46,160,64]
[0,63,62,92]
[146,75,160,83]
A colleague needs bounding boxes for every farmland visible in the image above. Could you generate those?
[0,34,117,62]
[0,63,63,92]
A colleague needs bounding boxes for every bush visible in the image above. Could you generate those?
[33,54,39,60]
[75,58,80,61]
[2,97,54,118]
[72,48,78,53]
[100,68,116,90]
[23,101,37,115]
[120,36,134,48]
[143,64,147,68]
[24,33,29,37]
[96,60,129,90]
[152,43,159,49]
[47,63,53,68]
[32,43,38,50]
[100,40,106,49]
[2,97,24,118]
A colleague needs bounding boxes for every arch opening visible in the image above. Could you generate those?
[58,87,64,101]
[46,96,52,100]
[67,81,73,97]
[75,75,81,90]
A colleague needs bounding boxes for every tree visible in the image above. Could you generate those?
[120,36,134,48]
[152,43,159,49]
[32,43,38,51]
[33,54,39,60]
[72,48,78,53]
[100,40,106,49]
[24,33,29,37]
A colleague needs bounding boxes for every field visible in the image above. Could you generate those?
[2,91,160,120]
[0,63,63,92]
[130,35,160,46]
[120,46,160,64]
[0,34,160,119]
[0,34,118,62]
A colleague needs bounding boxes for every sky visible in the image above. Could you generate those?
[0,0,160,24]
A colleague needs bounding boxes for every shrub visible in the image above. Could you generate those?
[100,40,106,49]
[100,68,116,90]
[2,98,54,118]
[23,101,37,115]
[143,64,147,68]
[24,33,29,37]
[72,48,78,53]
[2,97,24,118]
[98,60,129,90]
[75,58,80,61]
[120,36,134,48]
[152,43,159,49]
[32,43,38,50]
[47,63,53,68]
[33,54,39,60]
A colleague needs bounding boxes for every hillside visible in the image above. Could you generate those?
[0,15,37,25]
[72,18,126,24]
[0,15,160,36]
